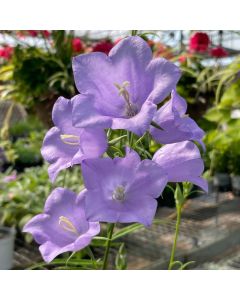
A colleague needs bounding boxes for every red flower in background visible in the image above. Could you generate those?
[30,30,51,38]
[42,30,51,38]
[72,38,84,53]
[0,46,13,60]
[210,46,228,58]
[189,32,210,53]
[92,40,114,55]
[28,30,38,37]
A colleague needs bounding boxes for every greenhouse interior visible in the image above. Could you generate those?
[0,30,240,270]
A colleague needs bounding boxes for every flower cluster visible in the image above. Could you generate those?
[24,36,207,263]
[189,32,228,58]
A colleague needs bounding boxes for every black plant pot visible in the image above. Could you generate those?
[231,175,240,196]
[213,173,232,192]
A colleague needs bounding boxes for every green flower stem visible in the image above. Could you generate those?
[168,205,182,270]
[127,131,134,148]
[102,223,115,270]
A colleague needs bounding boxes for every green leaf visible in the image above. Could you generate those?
[112,223,144,241]
[112,219,168,241]
[179,261,195,270]
[115,243,127,270]
[109,135,127,146]
[27,258,102,270]
[204,107,230,123]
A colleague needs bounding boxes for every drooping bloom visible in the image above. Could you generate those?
[153,141,208,192]
[23,188,100,263]
[72,37,84,53]
[92,40,114,54]
[41,96,107,182]
[189,32,210,53]
[82,148,168,226]
[150,89,205,149]
[210,46,228,58]
[72,36,181,136]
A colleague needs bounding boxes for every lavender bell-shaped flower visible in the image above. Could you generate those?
[41,96,107,182]
[81,148,168,226]
[71,36,181,136]
[153,141,208,192]
[150,90,205,148]
[23,188,100,263]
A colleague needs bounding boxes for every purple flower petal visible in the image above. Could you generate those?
[23,188,100,263]
[146,58,181,104]
[150,90,205,147]
[71,94,112,129]
[41,97,107,182]
[126,159,168,198]
[111,100,156,136]
[82,149,168,226]
[153,141,208,192]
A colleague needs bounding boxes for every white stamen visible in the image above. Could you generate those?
[59,216,79,234]
[60,134,80,146]
[114,81,137,117]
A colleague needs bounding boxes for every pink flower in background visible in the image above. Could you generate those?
[0,46,13,60]
[92,40,114,54]
[3,171,17,183]
[178,53,193,64]
[114,38,122,45]
[189,32,210,53]
[210,46,228,58]
[72,38,84,53]
[179,55,187,63]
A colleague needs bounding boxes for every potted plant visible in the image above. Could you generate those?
[0,226,15,269]
[212,149,231,192]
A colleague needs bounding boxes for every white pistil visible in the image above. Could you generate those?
[59,216,79,235]
[112,185,125,202]
[114,81,137,117]
[60,134,80,146]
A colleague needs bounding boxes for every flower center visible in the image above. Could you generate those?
[114,81,138,117]
[60,134,80,146]
[58,216,79,235]
[112,185,126,202]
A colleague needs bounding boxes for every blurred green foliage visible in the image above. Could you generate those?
[0,31,75,108]
[203,57,240,175]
